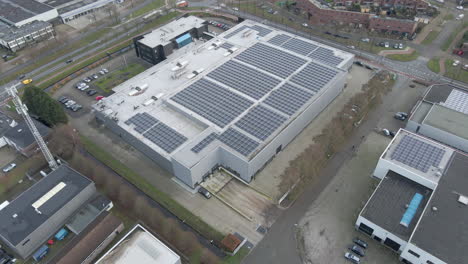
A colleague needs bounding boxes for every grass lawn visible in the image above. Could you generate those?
[130,0,165,18]
[0,158,37,195]
[386,50,419,61]
[444,14,454,20]
[445,59,468,83]
[94,63,146,93]
[441,22,468,51]
[427,57,440,73]
[79,135,225,242]
[421,30,440,45]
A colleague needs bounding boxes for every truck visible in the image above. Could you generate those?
[32,245,49,262]
[176,0,188,7]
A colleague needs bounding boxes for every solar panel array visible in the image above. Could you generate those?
[290,61,338,93]
[124,112,158,133]
[281,38,318,56]
[191,133,219,153]
[143,122,188,153]
[220,42,234,50]
[308,47,344,66]
[391,135,445,173]
[267,34,291,46]
[225,25,249,39]
[264,83,314,116]
[218,128,260,156]
[207,60,281,100]
[250,25,273,37]
[441,89,468,114]
[235,105,287,141]
[235,43,307,78]
[171,78,253,128]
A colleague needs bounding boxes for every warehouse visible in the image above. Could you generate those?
[0,165,96,259]
[406,84,468,154]
[0,20,54,51]
[133,16,208,65]
[41,0,115,23]
[356,129,468,264]
[93,18,354,189]
[0,0,58,27]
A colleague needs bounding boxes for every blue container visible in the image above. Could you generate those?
[400,193,423,227]
[54,228,68,241]
[32,245,49,261]
[176,33,192,48]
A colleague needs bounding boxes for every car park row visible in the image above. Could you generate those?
[344,237,368,263]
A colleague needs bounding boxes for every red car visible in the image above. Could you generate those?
[95,96,104,101]
[453,49,464,56]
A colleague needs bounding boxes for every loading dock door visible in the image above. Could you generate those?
[384,238,401,252]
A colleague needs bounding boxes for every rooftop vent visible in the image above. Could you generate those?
[17,129,22,132]
[12,214,17,218]
[128,84,148,96]
[458,195,468,205]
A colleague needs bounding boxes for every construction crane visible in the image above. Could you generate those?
[7,85,59,170]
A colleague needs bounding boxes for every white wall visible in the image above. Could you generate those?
[400,243,446,264]
[373,158,437,190]
[355,216,408,253]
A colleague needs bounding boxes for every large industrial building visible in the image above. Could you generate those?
[356,129,468,264]
[133,16,208,65]
[406,84,468,154]
[40,0,116,24]
[0,165,96,259]
[93,17,354,189]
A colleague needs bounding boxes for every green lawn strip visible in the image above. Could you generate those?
[421,30,440,45]
[444,14,454,20]
[387,51,419,62]
[222,246,250,264]
[95,63,146,93]
[130,0,165,18]
[441,22,468,51]
[427,57,440,73]
[79,135,225,242]
[445,59,468,83]
[0,159,35,194]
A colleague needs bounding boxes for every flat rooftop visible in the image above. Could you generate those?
[54,0,114,16]
[383,130,454,184]
[422,84,455,104]
[137,16,206,48]
[410,152,468,264]
[423,104,468,140]
[0,0,53,24]
[0,20,51,42]
[94,19,353,167]
[0,165,93,246]
[96,224,180,264]
[4,119,50,149]
[361,171,432,241]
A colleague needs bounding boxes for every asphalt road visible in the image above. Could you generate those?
[244,75,411,264]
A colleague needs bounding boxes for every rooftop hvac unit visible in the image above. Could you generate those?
[143,98,155,106]
[128,84,149,96]
[172,70,187,79]
[458,195,468,205]
[186,68,205,79]
[242,30,252,38]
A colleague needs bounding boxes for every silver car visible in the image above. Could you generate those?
[3,163,16,173]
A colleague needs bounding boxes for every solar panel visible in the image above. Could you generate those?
[235,105,287,141]
[290,61,338,92]
[220,42,234,50]
[267,34,292,46]
[143,122,187,153]
[441,89,468,114]
[281,38,318,56]
[171,78,254,128]
[235,43,307,79]
[250,25,273,37]
[308,47,344,66]
[264,82,314,116]
[391,135,445,173]
[218,128,260,156]
[207,60,281,100]
[191,133,219,153]
[124,112,159,134]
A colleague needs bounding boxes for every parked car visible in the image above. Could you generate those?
[463,64,468,71]
[344,252,360,263]
[456,5,464,10]
[453,49,464,56]
[354,61,364,67]
[96,96,104,101]
[232,7,239,10]
[84,78,91,83]
[86,89,97,96]
[379,42,385,47]
[348,245,365,257]
[302,23,308,27]
[65,59,73,64]
[2,163,16,173]
[65,100,76,108]
[453,60,460,67]
[18,74,26,80]
[393,43,399,49]
[71,104,82,112]
[92,74,99,79]
[361,38,370,42]
[198,186,212,199]
[58,96,68,103]
[394,112,408,120]
[347,45,355,49]
[325,31,332,35]
[384,42,389,48]
[103,68,109,73]
[398,43,404,49]
[353,238,368,249]
[99,70,105,75]
[79,85,89,91]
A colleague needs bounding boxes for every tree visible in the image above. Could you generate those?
[22,86,67,126]
[48,125,79,160]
